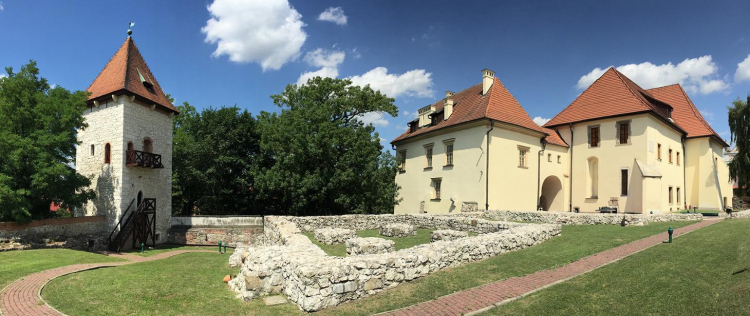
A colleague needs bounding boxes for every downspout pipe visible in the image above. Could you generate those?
[486,120,495,211]
[681,136,687,209]
[569,123,574,212]
[537,138,548,211]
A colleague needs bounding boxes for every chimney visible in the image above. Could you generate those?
[482,68,495,95]
[444,91,455,120]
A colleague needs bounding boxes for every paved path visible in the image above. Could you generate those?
[379,219,720,316]
[0,249,214,316]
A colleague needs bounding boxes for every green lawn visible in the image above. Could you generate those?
[302,228,434,257]
[484,219,750,316]
[0,249,124,289]
[40,221,702,316]
[124,244,217,257]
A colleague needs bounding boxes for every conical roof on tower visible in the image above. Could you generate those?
[87,37,178,114]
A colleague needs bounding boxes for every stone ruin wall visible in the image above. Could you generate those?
[483,210,704,226]
[228,214,561,312]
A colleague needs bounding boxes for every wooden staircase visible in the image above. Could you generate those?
[107,198,157,252]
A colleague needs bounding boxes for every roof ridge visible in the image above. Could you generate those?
[610,67,657,112]
[123,38,132,92]
[128,39,173,108]
[487,76,548,135]
[673,84,721,137]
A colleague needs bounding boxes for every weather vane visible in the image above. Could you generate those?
[127,22,135,36]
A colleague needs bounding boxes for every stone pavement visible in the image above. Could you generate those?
[0,249,214,316]
[379,219,720,316]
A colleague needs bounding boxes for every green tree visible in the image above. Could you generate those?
[0,61,95,223]
[728,96,750,196]
[172,102,259,215]
[253,77,401,215]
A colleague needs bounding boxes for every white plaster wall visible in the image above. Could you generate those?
[75,99,125,225]
[645,117,685,213]
[121,98,174,242]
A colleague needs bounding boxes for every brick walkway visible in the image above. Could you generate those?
[0,249,214,316]
[379,219,720,316]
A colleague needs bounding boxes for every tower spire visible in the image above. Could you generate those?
[127,22,135,37]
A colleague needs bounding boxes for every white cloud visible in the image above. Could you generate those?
[358,112,389,127]
[318,7,347,25]
[699,110,715,123]
[734,54,750,82]
[202,0,307,71]
[351,47,361,59]
[296,66,339,86]
[348,67,434,99]
[296,48,346,86]
[402,110,419,119]
[50,83,57,89]
[532,116,551,126]
[303,48,345,68]
[577,56,729,94]
[0,2,4,11]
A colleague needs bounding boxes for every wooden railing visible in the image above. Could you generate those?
[126,150,164,169]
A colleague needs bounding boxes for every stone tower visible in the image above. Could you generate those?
[76,36,178,244]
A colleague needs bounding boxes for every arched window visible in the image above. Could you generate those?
[143,138,153,153]
[587,157,599,198]
[127,142,134,152]
[104,143,111,164]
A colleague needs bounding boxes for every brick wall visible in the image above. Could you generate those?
[0,216,106,238]
[167,216,264,247]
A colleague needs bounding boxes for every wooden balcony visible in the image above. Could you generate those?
[126,150,164,169]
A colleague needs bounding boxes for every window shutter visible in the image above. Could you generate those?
[587,127,592,146]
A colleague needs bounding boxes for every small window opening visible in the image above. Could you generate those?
[104,143,111,164]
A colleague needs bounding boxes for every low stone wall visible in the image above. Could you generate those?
[0,216,106,238]
[171,216,263,227]
[228,215,560,312]
[483,210,703,226]
[346,237,394,256]
[168,216,264,247]
[283,213,522,234]
[731,210,750,219]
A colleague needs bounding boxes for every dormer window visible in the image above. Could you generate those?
[137,68,155,93]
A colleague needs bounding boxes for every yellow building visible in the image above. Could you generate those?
[392,68,732,214]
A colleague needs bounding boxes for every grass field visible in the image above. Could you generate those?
[0,249,124,289]
[484,219,750,315]
[124,244,217,257]
[302,228,434,257]
[42,222,695,315]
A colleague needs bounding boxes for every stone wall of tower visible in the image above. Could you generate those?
[121,98,174,243]
[75,99,125,227]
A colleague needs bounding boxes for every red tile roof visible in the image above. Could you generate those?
[392,77,568,147]
[544,67,673,128]
[87,37,178,114]
[646,84,729,146]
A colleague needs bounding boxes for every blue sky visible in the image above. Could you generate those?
[1,0,749,148]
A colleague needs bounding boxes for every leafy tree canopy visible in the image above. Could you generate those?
[728,96,750,196]
[0,61,95,223]
[172,102,259,215]
[252,77,401,215]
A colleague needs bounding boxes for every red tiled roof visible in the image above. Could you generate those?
[544,67,677,128]
[647,84,729,146]
[392,77,568,147]
[87,37,178,114]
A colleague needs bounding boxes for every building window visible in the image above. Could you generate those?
[676,187,681,204]
[669,149,673,164]
[588,126,600,148]
[668,186,674,204]
[432,178,442,200]
[557,155,561,164]
[657,143,662,160]
[143,137,153,153]
[90,144,95,156]
[617,121,630,144]
[424,144,433,169]
[518,146,529,168]
[397,150,407,172]
[104,143,111,164]
[408,122,417,133]
[621,169,628,196]
[548,153,552,162]
[443,139,455,166]
[676,152,681,165]
[587,157,599,198]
